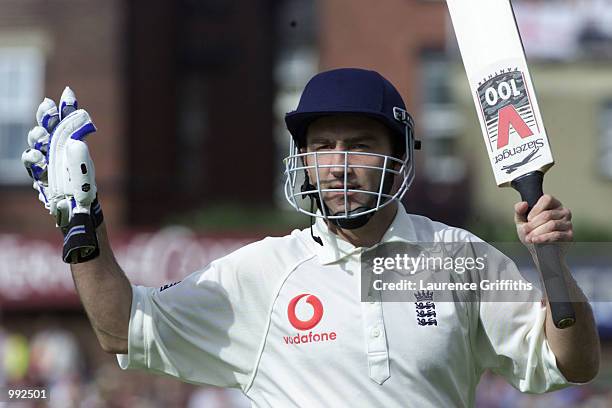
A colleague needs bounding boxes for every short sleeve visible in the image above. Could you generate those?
[472,246,572,393]
[116,256,272,389]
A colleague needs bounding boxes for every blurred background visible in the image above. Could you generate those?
[0,0,611,406]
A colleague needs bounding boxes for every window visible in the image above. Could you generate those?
[273,0,318,209]
[599,99,612,179]
[0,46,44,185]
[420,50,466,184]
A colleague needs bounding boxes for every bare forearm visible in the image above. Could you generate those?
[71,222,132,354]
[544,261,600,383]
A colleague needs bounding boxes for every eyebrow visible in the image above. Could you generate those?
[307,133,379,144]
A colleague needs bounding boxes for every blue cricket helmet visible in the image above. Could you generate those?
[282,68,419,231]
[284,68,413,147]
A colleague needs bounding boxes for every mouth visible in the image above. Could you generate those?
[326,183,359,191]
[325,185,361,199]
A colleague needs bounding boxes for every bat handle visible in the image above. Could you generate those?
[511,171,576,329]
[511,170,544,212]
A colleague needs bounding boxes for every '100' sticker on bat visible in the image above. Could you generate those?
[477,69,540,152]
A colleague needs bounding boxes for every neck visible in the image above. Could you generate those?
[326,202,398,248]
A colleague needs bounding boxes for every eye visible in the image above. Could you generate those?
[351,143,370,150]
[311,143,333,151]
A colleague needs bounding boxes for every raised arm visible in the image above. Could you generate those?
[515,195,600,383]
[22,88,132,354]
[543,264,600,383]
[71,222,132,354]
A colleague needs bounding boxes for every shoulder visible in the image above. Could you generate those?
[404,213,516,268]
[404,212,486,244]
[208,228,316,283]
[158,229,316,308]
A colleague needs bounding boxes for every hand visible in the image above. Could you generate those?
[22,87,103,263]
[514,194,573,252]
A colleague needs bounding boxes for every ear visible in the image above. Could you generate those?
[388,152,406,171]
[299,146,312,167]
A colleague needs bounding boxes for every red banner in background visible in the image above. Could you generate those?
[0,228,260,309]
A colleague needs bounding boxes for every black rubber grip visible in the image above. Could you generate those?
[511,171,576,329]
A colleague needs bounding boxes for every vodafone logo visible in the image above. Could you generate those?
[287,293,323,330]
[284,293,337,346]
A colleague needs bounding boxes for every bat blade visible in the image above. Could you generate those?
[447,0,575,329]
[447,0,553,187]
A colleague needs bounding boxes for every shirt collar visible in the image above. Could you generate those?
[311,204,417,265]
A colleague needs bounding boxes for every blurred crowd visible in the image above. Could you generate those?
[0,326,250,408]
[0,324,609,407]
[476,371,612,408]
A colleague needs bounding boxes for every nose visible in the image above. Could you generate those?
[327,149,349,178]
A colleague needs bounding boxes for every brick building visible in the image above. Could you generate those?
[0,0,126,232]
[317,0,470,224]
[0,0,470,234]
[0,0,276,232]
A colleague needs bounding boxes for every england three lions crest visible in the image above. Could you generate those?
[414,290,437,326]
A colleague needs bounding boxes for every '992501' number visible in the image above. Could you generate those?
[7,388,47,400]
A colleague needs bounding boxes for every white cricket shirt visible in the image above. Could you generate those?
[117,205,572,407]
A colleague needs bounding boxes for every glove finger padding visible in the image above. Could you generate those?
[24,87,103,264]
[36,97,60,133]
[22,147,47,183]
[24,98,56,211]
[48,110,96,209]
[32,181,50,206]
[27,126,50,155]
[59,86,78,120]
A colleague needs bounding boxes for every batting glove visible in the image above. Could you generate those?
[22,87,103,264]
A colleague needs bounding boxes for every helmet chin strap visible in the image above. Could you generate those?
[329,208,373,229]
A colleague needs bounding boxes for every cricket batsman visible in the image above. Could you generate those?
[22,68,599,406]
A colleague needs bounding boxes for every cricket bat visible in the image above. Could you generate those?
[446,0,575,328]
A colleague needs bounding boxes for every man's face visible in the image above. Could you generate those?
[303,115,395,216]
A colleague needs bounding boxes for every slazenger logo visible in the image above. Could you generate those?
[496,138,544,174]
[284,293,337,345]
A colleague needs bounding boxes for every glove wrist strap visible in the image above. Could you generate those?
[62,213,99,264]
[91,196,104,228]
[61,196,104,264]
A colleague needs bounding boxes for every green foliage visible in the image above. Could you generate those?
[465,215,520,242]
[168,204,612,241]
[165,203,311,233]
[465,214,612,242]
